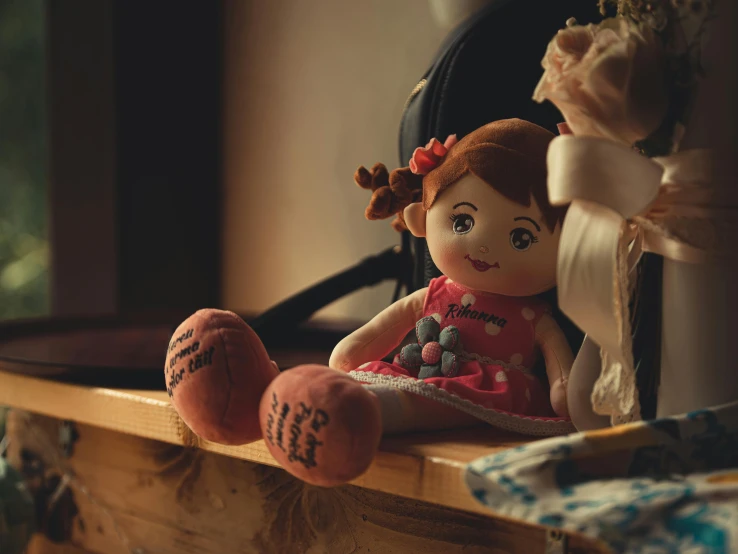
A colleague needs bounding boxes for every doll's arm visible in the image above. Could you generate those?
[535,313,574,417]
[567,335,611,430]
[329,287,427,371]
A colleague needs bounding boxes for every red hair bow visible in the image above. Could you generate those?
[557,122,573,135]
[409,135,458,175]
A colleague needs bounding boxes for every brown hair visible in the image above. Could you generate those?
[356,119,566,233]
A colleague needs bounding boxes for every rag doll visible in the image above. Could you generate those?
[165,119,575,488]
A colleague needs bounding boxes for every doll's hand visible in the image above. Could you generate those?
[549,376,569,418]
[329,340,363,371]
[329,288,428,372]
[535,313,574,418]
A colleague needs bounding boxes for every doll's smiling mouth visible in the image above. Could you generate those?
[464,255,500,272]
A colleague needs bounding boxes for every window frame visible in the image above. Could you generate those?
[47,0,223,318]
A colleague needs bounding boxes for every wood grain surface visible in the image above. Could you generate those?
[0,371,528,516]
[6,411,609,554]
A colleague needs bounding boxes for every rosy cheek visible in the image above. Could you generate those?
[512,255,555,288]
[427,233,466,272]
[434,238,460,266]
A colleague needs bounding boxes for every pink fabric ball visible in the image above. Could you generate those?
[259,365,382,487]
[165,309,279,445]
[422,341,442,365]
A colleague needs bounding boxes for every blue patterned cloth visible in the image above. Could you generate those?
[466,401,738,553]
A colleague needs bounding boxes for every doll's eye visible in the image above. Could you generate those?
[450,213,474,235]
[509,227,538,251]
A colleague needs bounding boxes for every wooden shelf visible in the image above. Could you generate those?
[0,369,529,517]
[2,369,612,553]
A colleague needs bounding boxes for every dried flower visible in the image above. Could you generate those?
[533,17,669,146]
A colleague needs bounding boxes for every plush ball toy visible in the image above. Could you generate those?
[164,309,279,445]
[258,365,383,487]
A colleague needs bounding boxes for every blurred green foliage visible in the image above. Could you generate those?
[0,0,48,320]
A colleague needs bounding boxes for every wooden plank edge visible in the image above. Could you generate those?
[1,371,612,553]
[0,371,483,514]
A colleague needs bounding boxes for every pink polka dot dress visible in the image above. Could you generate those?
[349,277,574,436]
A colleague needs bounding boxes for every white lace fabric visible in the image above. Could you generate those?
[348,371,576,437]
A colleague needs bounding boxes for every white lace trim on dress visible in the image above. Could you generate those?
[348,371,575,437]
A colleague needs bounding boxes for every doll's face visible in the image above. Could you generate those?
[416,173,560,296]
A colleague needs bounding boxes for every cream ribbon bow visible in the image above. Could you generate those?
[547,136,718,423]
